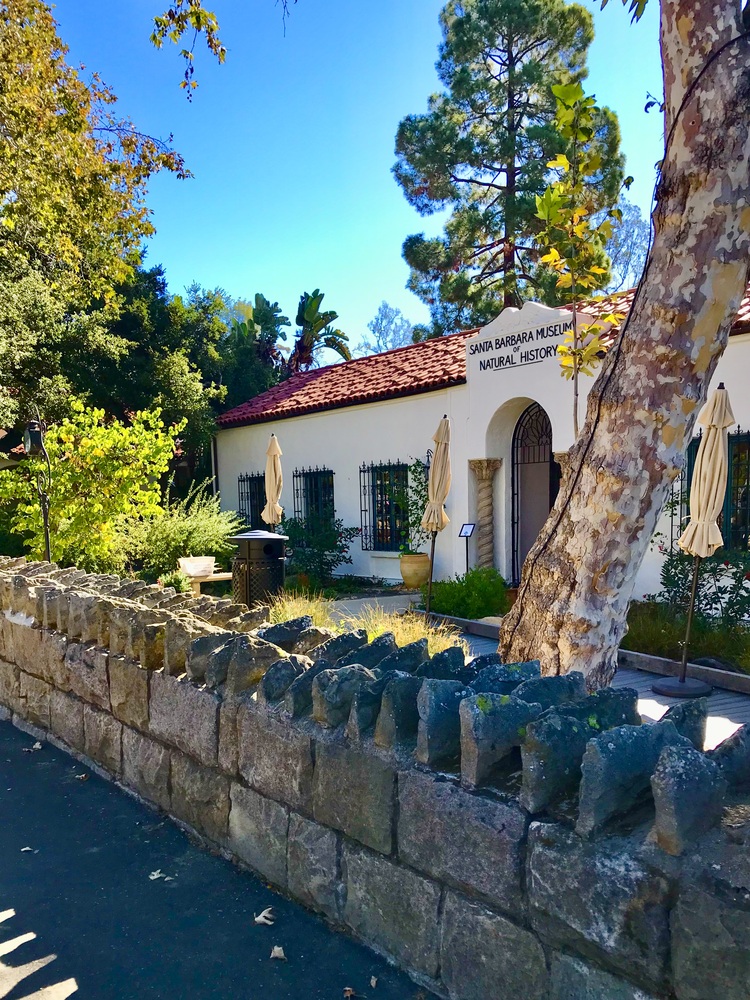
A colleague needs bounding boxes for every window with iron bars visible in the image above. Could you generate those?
[359,460,409,551]
[292,467,336,537]
[237,472,265,528]
[670,429,750,552]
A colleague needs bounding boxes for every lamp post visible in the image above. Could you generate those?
[23,417,52,563]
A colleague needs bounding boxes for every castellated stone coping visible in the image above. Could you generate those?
[2,555,750,1000]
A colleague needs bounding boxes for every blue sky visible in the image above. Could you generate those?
[55,0,664,349]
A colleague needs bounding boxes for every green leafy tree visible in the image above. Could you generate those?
[219,294,290,409]
[0,1,187,432]
[0,267,120,428]
[394,0,623,336]
[77,266,226,473]
[534,81,627,435]
[150,0,295,92]
[0,401,183,571]
[0,0,187,308]
[286,290,350,374]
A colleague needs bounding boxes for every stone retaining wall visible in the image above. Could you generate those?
[1,557,749,1000]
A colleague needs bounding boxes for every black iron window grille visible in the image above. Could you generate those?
[671,429,750,552]
[237,472,265,528]
[292,467,335,533]
[359,460,409,551]
[728,431,750,551]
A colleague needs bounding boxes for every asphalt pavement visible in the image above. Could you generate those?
[0,720,434,999]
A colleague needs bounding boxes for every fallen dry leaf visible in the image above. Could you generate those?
[20,847,33,852]
[254,907,275,926]
[74,773,89,781]
[370,977,378,989]
[22,742,43,753]
[270,945,287,961]
[149,869,164,881]
[343,989,359,998]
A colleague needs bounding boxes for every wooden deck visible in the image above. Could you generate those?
[464,633,750,751]
[612,667,750,750]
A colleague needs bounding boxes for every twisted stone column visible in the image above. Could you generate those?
[469,459,502,569]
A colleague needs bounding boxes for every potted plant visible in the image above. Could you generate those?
[392,459,432,589]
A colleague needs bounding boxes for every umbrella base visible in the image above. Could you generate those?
[651,676,712,698]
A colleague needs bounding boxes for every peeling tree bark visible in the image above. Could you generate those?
[498,0,750,688]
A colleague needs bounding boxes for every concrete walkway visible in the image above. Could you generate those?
[463,633,749,751]
[0,721,434,1000]
[329,595,417,621]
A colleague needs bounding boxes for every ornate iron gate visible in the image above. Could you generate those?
[511,403,559,586]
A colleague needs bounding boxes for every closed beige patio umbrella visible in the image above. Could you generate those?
[261,433,284,529]
[652,383,734,698]
[422,415,451,616]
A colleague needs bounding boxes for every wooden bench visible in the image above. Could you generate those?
[185,571,233,597]
[178,557,233,597]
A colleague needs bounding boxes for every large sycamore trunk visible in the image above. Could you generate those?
[498,0,750,688]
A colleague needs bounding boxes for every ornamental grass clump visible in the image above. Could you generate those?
[344,605,469,658]
[266,590,469,658]
[266,590,340,631]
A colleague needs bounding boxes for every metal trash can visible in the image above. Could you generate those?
[229,531,288,606]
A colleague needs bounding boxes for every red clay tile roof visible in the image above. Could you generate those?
[218,283,750,429]
[217,329,477,428]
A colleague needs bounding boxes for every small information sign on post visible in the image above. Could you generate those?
[459,523,476,574]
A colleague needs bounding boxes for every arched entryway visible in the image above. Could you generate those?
[511,402,561,585]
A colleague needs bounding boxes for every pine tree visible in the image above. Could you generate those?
[393,0,623,335]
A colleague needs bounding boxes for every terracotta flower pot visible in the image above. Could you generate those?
[399,552,431,589]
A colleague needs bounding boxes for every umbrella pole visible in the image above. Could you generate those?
[679,555,701,684]
[652,554,712,698]
[425,531,437,619]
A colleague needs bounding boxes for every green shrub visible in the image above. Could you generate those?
[389,458,431,554]
[281,514,360,586]
[655,548,750,628]
[423,567,509,620]
[623,600,750,673]
[156,568,192,593]
[623,548,750,673]
[124,480,244,579]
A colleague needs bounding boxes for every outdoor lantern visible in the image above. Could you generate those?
[23,419,45,456]
[24,414,52,563]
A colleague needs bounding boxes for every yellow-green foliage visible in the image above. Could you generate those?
[0,400,182,572]
[266,590,469,658]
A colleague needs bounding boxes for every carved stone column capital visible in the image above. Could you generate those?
[469,458,502,481]
[469,458,502,569]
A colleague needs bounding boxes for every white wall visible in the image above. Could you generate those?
[215,386,470,583]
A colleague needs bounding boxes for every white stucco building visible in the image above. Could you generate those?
[214,292,750,597]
